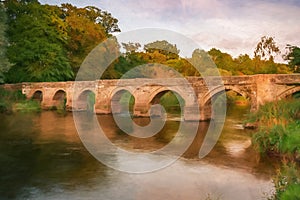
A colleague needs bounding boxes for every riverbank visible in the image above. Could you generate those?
[246,99,300,199]
[0,88,41,113]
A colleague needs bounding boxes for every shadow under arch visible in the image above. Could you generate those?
[110,89,135,114]
[76,90,96,112]
[31,90,43,102]
[278,86,300,99]
[201,85,253,120]
[52,89,67,109]
[149,89,185,117]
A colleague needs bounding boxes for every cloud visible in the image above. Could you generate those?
[40,0,300,61]
[183,0,300,60]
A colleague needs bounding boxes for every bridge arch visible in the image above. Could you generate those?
[146,86,192,117]
[76,89,96,111]
[52,89,66,100]
[52,89,67,109]
[278,86,300,99]
[110,88,135,114]
[201,85,251,107]
[147,86,195,106]
[110,87,135,100]
[31,90,43,102]
[200,85,254,120]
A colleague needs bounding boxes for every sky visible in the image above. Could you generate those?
[40,0,300,61]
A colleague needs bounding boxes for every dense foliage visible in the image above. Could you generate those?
[0,1,299,83]
[284,45,300,73]
[2,0,120,82]
[5,0,73,82]
[249,100,300,156]
[110,38,292,79]
[247,99,300,199]
[0,4,10,83]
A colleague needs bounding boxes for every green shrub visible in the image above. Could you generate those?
[280,184,300,200]
[0,88,26,113]
[269,162,300,199]
[250,100,300,199]
[247,100,300,127]
[13,100,41,113]
[281,121,300,155]
[0,101,9,113]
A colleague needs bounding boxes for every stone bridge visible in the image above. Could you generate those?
[18,74,300,121]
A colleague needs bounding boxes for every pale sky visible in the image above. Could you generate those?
[40,0,300,61]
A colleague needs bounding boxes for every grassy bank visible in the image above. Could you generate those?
[248,99,300,158]
[247,99,300,199]
[0,87,40,113]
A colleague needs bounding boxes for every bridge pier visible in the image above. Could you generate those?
[183,105,201,121]
[39,90,56,110]
[133,102,150,117]
[199,105,213,121]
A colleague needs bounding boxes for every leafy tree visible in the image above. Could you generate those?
[165,58,199,76]
[208,48,236,74]
[188,49,215,74]
[5,0,73,82]
[0,3,11,83]
[97,9,121,35]
[234,54,255,75]
[113,54,147,78]
[75,36,121,80]
[60,4,120,74]
[121,42,141,54]
[254,36,280,61]
[144,40,180,59]
[61,4,107,73]
[111,42,146,78]
[284,45,300,73]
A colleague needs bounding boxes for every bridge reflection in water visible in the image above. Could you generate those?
[0,105,277,199]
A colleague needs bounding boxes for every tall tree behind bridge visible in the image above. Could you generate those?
[0,3,11,83]
[254,36,280,61]
[5,0,73,82]
[144,40,180,59]
[61,4,120,74]
[284,45,300,73]
[3,1,121,82]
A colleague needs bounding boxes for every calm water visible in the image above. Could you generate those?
[0,106,277,200]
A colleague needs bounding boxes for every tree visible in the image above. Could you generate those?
[98,10,121,35]
[0,3,11,83]
[108,42,146,78]
[254,36,280,61]
[189,49,216,73]
[234,54,255,75]
[60,4,120,74]
[5,1,73,82]
[144,40,180,59]
[121,42,141,54]
[208,48,236,74]
[284,45,300,73]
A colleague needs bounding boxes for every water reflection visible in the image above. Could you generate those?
[0,106,277,199]
[0,112,109,199]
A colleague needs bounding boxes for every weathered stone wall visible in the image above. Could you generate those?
[3,74,300,121]
[0,83,23,91]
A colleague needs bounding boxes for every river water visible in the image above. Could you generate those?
[0,106,278,200]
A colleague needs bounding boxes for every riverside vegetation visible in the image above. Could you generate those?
[247,99,300,199]
[0,87,40,113]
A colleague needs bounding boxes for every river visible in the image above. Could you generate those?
[0,106,278,200]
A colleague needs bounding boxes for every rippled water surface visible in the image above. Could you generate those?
[0,106,278,199]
